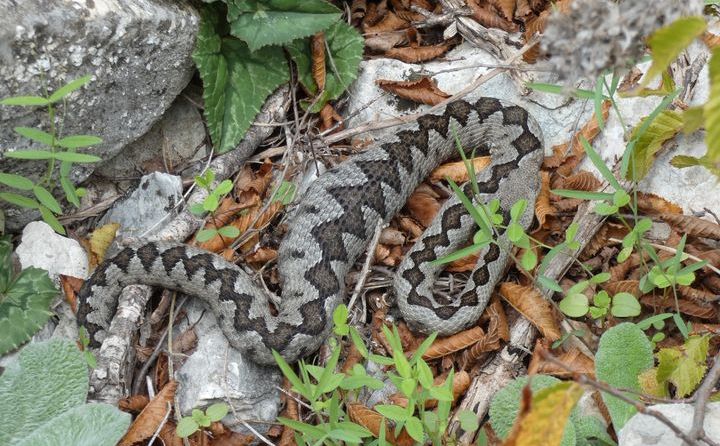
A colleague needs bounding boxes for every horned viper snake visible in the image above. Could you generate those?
[77,98,544,365]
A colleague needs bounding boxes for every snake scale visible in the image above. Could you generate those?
[77,97,544,365]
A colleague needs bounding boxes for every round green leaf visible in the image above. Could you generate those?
[510,199,527,221]
[205,403,228,422]
[520,249,537,271]
[507,222,524,243]
[593,291,611,308]
[594,202,618,216]
[611,292,641,317]
[613,190,630,207]
[176,417,199,438]
[559,294,589,318]
[214,179,233,196]
[196,228,218,242]
[217,225,240,238]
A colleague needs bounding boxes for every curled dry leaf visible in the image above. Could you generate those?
[340,342,364,373]
[363,11,408,34]
[173,328,198,354]
[429,156,492,183]
[347,403,414,446]
[547,100,610,175]
[488,0,518,20]
[635,192,683,215]
[499,282,561,341]
[678,285,719,303]
[685,247,720,268]
[467,0,517,32]
[553,198,583,212]
[118,395,150,413]
[212,431,255,446]
[319,103,343,132]
[561,170,602,192]
[118,381,177,446]
[245,247,278,265]
[385,42,453,63]
[377,77,451,106]
[486,296,510,341]
[579,223,609,260]
[60,274,83,311]
[660,214,720,240]
[446,251,480,273]
[398,215,424,239]
[380,227,406,245]
[406,186,441,228]
[423,326,486,360]
[641,295,717,320]
[535,171,554,228]
[703,32,720,49]
[528,340,595,378]
[311,32,326,92]
[351,0,367,23]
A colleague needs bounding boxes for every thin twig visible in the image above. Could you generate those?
[348,221,385,312]
[687,351,720,445]
[147,402,173,446]
[608,237,720,276]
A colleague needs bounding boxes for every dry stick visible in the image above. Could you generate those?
[687,352,720,445]
[447,199,605,443]
[348,221,385,313]
[539,350,714,446]
[322,34,540,146]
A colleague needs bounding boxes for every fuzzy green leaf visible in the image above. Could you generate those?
[217,225,240,238]
[193,4,289,153]
[656,335,709,397]
[227,0,341,51]
[286,20,364,112]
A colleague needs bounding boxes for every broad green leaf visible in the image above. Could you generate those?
[287,20,364,112]
[593,291,611,308]
[642,17,706,88]
[670,155,720,177]
[217,225,240,238]
[272,350,309,397]
[32,186,61,214]
[682,106,704,133]
[214,179,233,196]
[704,46,720,170]
[375,404,408,422]
[0,193,40,209]
[511,382,583,446]
[611,292,641,317]
[0,173,34,191]
[52,152,102,163]
[0,340,130,446]
[626,110,683,180]
[520,249,537,271]
[4,150,55,160]
[48,75,92,103]
[510,199,527,221]
[193,4,289,153]
[56,135,103,149]
[538,275,563,293]
[594,202,618,216]
[405,416,424,442]
[203,193,219,212]
[0,96,48,106]
[595,323,654,429]
[14,127,54,146]
[656,335,709,397]
[176,417,199,437]
[457,409,479,432]
[507,222,524,243]
[558,293,589,318]
[332,303,348,327]
[227,0,341,51]
[196,228,218,242]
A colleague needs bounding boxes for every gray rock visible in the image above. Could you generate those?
[619,403,720,445]
[0,0,199,230]
[95,94,208,181]
[175,300,282,434]
[15,220,88,280]
[99,172,182,241]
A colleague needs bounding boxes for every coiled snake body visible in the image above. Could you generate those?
[77,98,544,365]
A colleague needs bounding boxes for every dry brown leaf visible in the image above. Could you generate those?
[380,227,406,245]
[311,32,326,92]
[351,0,367,23]
[489,0,517,20]
[602,280,641,297]
[385,42,452,63]
[245,247,278,265]
[685,246,720,268]
[173,328,198,353]
[461,330,501,367]
[212,431,255,446]
[579,223,608,260]
[561,170,602,192]
[535,171,554,228]
[406,187,441,228]
[118,395,150,413]
[641,295,717,320]
[156,423,183,446]
[429,156,492,183]
[278,377,299,446]
[390,370,471,409]
[376,77,451,106]
[487,296,510,341]
[528,341,595,378]
[319,103,343,132]
[499,283,561,341]
[553,198,583,212]
[446,251,480,273]
[347,403,414,446]
[364,10,408,34]
[678,285,719,303]
[467,0,517,31]
[522,0,571,62]
[423,326,486,359]
[340,342,364,374]
[635,192,683,215]
[60,274,83,312]
[548,100,610,175]
[703,31,720,49]
[365,31,407,52]
[398,215,425,238]
[118,381,177,446]
[660,214,720,240]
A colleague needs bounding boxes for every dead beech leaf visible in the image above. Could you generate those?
[641,295,717,320]
[118,381,177,446]
[423,326,486,359]
[528,341,595,378]
[579,224,609,260]
[212,431,255,446]
[602,280,641,298]
[347,403,414,446]
[278,377,299,446]
[446,251,480,273]
[60,275,83,311]
[660,214,720,240]
[535,171,554,228]
[364,10,408,34]
[86,222,120,269]
[678,286,718,303]
[319,103,343,132]
[379,227,406,245]
[487,296,510,341]
[561,170,602,192]
[489,0,517,20]
[157,423,183,446]
[397,215,424,238]
[311,32,326,92]
[385,42,452,63]
[635,192,683,215]
[118,395,150,413]
[429,156,492,183]
[467,0,517,31]
[377,77,451,106]
[499,283,561,341]
[245,247,278,265]
[406,187,441,228]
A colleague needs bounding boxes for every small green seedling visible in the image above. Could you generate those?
[176,403,229,438]
[189,170,241,242]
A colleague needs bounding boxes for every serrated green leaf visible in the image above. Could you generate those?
[642,17,706,88]
[14,127,54,146]
[52,152,102,163]
[287,21,364,112]
[48,75,92,103]
[0,96,49,106]
[56,135,103,149]
[507,222,524,243]
[228,0,341,51]
[0,173,34,191]
[32,185,61,214]
[626,110,683,180]
[193,4,290,153]
[656,335,709,397]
